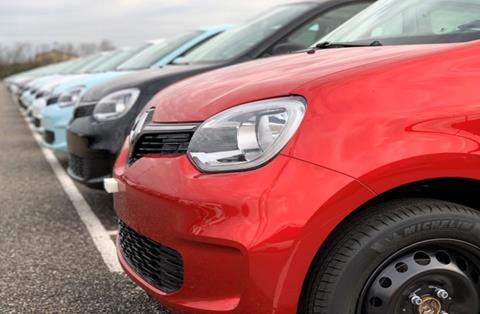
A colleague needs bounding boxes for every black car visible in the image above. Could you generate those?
[67,0,373,188]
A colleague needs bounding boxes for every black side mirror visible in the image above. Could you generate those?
[272,43,306,55]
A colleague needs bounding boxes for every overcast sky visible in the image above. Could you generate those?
[0,0,303,47]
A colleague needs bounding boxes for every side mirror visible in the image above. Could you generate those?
[272,43,306,55]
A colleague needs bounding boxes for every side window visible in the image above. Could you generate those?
[283,2,372,48]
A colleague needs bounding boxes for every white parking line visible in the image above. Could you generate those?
[106,230,118,236]
[16,102,123,273]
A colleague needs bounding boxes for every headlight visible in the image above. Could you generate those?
[93,89,140,122]
[188,96,306,172]
[58,86,85,107]
[36,91,47,99]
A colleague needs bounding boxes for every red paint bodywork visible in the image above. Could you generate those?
[114,41,480,313]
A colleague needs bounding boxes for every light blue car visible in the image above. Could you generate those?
[31,49,139,131]
[29,53,122,128]
[19,55,104,110]
[7,60,78,97]
[41,25,231,152]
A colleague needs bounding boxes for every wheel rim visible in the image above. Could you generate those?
[359,239,480,314]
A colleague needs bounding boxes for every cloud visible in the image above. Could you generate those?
[0,0,303,47]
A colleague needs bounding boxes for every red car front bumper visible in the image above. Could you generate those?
[113,146,373,313]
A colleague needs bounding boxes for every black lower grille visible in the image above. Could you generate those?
[119,220,183,293]
[44,130,55,144]
[18,99,27,109]
[73,105,95,119]
[130,132,194,164]
[69,154,85,178]
[33,118,41,128]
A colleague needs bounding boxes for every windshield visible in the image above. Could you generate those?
[76,53,117,73]
[117,31,202,70]
[91,46,147,73]
[38,61,77,75]
[49,61,78,73]
[59,56,99,74]
[180,3,316,64]
[320,0,480,45]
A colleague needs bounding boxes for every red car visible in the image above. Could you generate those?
[109,1,480,313]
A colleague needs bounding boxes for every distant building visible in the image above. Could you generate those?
[35,50,78,64]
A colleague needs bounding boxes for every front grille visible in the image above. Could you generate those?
[43,130,55,144]
[73,105,95,119]
[46,96,59,106]
[18,98,27,109]
[33,118,41,128]
[69,154,85,178]
[129,132,194,164]
[119,220,183,293]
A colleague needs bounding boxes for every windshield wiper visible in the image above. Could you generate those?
[315,40,383,49]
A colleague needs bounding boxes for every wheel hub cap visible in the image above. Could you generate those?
[417,296,441,314]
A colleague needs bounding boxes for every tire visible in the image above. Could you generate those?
[299,198,480,314]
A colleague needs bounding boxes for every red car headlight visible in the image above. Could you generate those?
[188,96,306,173]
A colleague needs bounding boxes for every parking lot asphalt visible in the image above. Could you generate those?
[0,84,169,313]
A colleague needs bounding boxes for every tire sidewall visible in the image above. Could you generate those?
[321,204,480,313]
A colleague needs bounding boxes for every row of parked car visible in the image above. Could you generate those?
[7,0,373,189]
[6,0,480,313]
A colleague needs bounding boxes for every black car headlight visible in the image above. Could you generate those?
[93,89,140,122]
[58,86,86,108]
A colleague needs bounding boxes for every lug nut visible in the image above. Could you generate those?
[410,294,423,305]
[436,288,449,299]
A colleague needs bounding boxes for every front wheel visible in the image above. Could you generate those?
[300,199,480,314]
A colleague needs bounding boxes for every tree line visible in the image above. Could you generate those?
[0,40,116,78]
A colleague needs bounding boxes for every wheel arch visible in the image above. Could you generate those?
[296,176,480,311]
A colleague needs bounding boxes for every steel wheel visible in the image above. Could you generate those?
[360,239,480,314]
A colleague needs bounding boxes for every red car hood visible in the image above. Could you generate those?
[151,43,462,123]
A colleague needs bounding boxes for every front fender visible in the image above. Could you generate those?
[272,175,375,313]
